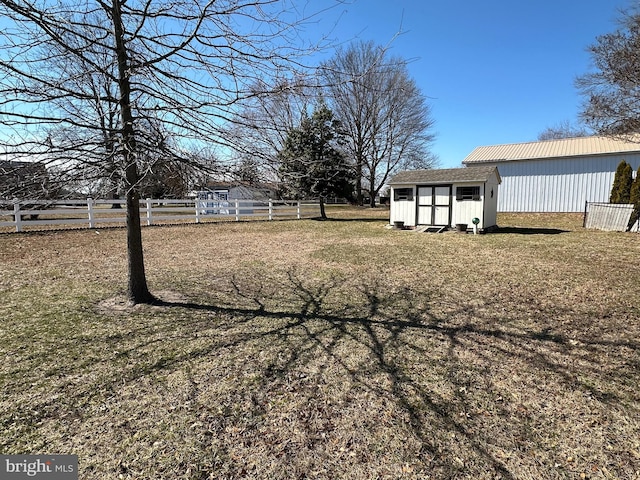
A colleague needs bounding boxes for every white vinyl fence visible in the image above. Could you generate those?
[583,202,636,232]
[0,198,321,232]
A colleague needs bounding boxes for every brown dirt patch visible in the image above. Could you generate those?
[96,290,190,315]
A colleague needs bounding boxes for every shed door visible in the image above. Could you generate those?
[416,185,452,226]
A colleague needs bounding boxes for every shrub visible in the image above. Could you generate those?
[610,160,633,203]
[629,166,640,229]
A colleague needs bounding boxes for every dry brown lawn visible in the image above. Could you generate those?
[1,207,639,479]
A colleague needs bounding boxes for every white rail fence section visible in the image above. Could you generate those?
[0,198,321,232]
[583,201,637,232]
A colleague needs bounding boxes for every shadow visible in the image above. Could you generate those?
[493,226,568,235]
[5,270,639,478]
[312,216,389,223]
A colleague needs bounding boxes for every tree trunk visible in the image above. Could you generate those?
[368,177,376,208]
[125,178,153,304]
[112,0,153,305]
[355,154,363,206]
[110,189,122,209]
[319,196,326,219]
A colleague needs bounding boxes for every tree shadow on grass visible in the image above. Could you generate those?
[494,226,568,235]
[4,270,639,478]
[160,273,637,475]
[312,217,389,223]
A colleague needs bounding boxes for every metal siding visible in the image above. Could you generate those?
[477,154,640,212]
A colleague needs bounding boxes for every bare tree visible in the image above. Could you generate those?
[0,0,344,304]
[537,120,590,141]
[577,7,640,137]
[225,76,315,182]
[0,9,123,199]
[321,41,437,207]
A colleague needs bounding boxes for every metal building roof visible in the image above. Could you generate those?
[463,135,640,164]
[390,166,500,185]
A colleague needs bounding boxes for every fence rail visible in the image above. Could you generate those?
[0,198,321,232]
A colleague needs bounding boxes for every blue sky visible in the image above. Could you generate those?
[312,0,631,168]
[0,0,630,170]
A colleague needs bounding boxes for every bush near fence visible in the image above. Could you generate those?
[0,198,321,232]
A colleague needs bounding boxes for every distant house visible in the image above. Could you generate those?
[463,136,640,212]
[193,182,276,202]
[191,182,277,215]
[389,166,500,231]
[0,161,50,200]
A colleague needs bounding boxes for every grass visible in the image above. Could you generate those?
[1,207,639,479]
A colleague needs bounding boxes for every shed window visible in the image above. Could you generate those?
[456,186,480,201]
[394,188,414,201]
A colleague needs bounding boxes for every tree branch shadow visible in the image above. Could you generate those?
[143,271,637,476]
[6,269,639,478]
[494,226,568,235]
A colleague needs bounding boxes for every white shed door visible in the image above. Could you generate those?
[417,185,451,226]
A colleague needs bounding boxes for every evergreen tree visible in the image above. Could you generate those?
[610,160,633,203]
[278,103,355,204]
[629,166,640,229]
[620,162,633,204]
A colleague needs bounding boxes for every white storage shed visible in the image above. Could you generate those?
[463,136,640,212]
[389,166,501,231]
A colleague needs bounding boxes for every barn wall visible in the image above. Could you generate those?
[471,153,640,212]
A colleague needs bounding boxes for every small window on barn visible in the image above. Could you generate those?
[394,188,414,201]
[456,186,480,201]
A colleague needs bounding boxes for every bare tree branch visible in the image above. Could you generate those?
[0,0,346,303]
[321,41,437,207]
[577,7,640,138]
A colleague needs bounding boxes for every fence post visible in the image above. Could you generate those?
[297,201,301,219]
[268,199,273,221]
[13,202,22,232]
[87,197,95,229]
[583,200,588,228]
[235,199,240,221]
[195,199,201,223]
[146,198,153,226]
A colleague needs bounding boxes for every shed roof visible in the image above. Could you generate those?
[463,135,640,164]
[389,166,500,185]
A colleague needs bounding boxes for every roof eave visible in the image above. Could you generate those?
[464,150,640,163]
[390,178,495,185]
